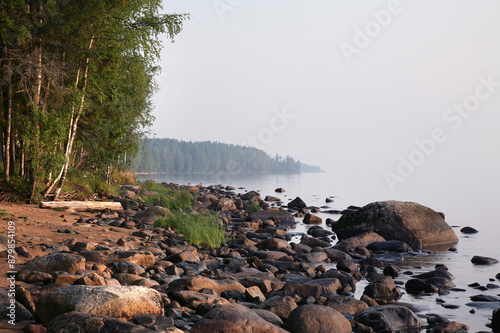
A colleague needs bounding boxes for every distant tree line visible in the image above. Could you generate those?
[132,138,322,174]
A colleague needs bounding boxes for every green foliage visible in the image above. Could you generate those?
[132,138,302,174]
[0,209,7,218]
[154,211,225,249]
[245,200,261,213]
[141,186,192,211]
[0,0,188,199]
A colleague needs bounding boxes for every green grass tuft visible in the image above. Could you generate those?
[245,200,261,213]
[154,211,225,249]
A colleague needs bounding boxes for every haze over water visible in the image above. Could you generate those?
[148,1,500,330]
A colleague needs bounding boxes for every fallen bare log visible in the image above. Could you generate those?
[40,201,123,211]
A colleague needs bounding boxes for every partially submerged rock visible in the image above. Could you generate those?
[333,201,458,249]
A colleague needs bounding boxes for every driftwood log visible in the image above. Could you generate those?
[40,201,123,211]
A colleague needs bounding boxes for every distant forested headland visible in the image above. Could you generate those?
[132,138,322,174]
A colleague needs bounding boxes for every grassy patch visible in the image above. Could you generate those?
[245,200,261,213]
[154,211,225,249]
[0,209,7,218]
[140,181,192,211]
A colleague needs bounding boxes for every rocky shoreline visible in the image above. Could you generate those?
[1,182,499,332]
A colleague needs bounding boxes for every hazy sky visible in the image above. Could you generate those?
[152,0,500,202]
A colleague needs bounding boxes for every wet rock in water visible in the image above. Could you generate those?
[426,314,469,333]
[336,232,386,250]
[492,308,500,333]
[35,285,164,325]
[355,304,423,332]
[307,227,333,238]
[363,276,402,302]
[47,311,143,332]
[303,213,322,225]
[460,226,478,234]
[25,253,86,274]
[470,295,500,302]
[405,279,439,294]
[285,304,352,333]
[275,188,285,193]
[265,195,281,202]
[383,264,400,278]
[366,240,413,253]
[413,269,454,281]
[287,196,307,209]
[325,197,334,203]
[190,303,287,333]
[471,255,499,265]
[255,296,297,321]
[240,191,261,201]
[333,201,458,250]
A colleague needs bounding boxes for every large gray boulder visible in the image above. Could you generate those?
[355,304,423,332]
[333,201,458,249]
[35,285,164,325]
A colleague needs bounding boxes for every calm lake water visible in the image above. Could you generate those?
[138,172,500,331]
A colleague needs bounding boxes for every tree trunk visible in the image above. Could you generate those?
[4,68,12,183]
[45,35,95,200]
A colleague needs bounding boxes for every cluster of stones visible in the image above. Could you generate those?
[1,182,499,332]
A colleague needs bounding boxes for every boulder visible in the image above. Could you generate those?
[363,276,401,302]
[173,290,229,308]
[248,210,295,224]
[287,197,307,209]
[285,304,352,333]
[255,296,298,320]
[333,201,458,249]
[303,213,322,225]
[35,285,164,325]
[47,311,142,332]
[168,275,246,295]
[366,240,413,253]
[79,250,155,267]
[190,303,287,333]
[209,197,237,211]
[493,308,500,333]
[355,304,423,332]
[241,191,261,202]
[25,253,86,274]
[135,206,169,221]
[324,295,368,315]
[335,232,386,249]
[471,255,499,265]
